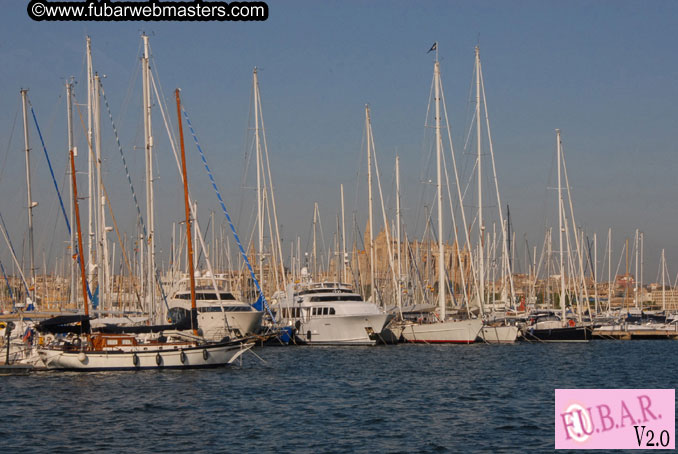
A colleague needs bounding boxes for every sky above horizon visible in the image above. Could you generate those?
[1,0,677,284]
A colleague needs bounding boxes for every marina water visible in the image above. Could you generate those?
[2,341,676,453]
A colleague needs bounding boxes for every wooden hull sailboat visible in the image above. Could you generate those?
[38,333,252,371]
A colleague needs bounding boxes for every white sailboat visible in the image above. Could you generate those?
[460,46,518,343]
[401,44,482,344]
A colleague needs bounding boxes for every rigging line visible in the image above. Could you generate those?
[100,81,146,236]
[98,78,170,311]
[181,105,275,322]
[0,259,16,307]
[28,102,71,236]
[0,102,19,186]
[70,96,115,304]
[0,211,30,296]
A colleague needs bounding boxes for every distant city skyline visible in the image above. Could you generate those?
[1,0,677,283]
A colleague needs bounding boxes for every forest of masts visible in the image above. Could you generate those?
[2,38,675,318]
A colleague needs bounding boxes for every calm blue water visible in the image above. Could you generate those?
[1,341,676,453]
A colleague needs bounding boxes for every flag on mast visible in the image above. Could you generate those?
[427,42,438,54]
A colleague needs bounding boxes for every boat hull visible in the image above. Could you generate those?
[38,341,252,371]
[294,313,390,345]
[521,326,591,343]
[480,325,519,344]
[401,319,483,344]
[198,310,263,340]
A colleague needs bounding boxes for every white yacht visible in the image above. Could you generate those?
[168,273,263,340]
[273,276,391,345]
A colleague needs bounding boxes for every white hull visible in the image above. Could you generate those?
[38,341,252,371]
[294,314,390,345]
[401,319,483,344]
[479,325,519,344]
[198,311,263,340]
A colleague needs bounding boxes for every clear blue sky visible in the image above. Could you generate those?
[1,1,677,283]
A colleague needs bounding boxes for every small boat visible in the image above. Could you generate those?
[1,320,35,374]
[480,323,520,344]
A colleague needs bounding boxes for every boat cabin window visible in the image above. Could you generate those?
[309,295,363,303]
[284,307,301,318]
[297,288,354,296]
[330,307,335,315]
[175,292,236,301]
[197,306,251,313]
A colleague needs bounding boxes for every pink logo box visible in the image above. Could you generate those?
[555,389,675,449]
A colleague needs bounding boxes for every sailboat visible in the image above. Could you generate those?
[459,47,519,344]
[401,44,482,344]
[37,90,254,370]
[522,130,590,342]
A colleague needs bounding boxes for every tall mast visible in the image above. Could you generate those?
[475,46,485,311]
[312,202,318,277]
[365,105,376,303]
[634,228,639,308]
[640,231,643,310]
[142,34,156,319]
[607,227,613,310]
[253,68,264,286]
[86,36,95,295]
[396,155,402,311]
[70,150,89,319]
[662,248,666,311]
[434,52,445,320]
[556,129,566,324]
[66,81,77,305]
[594,232,599,314]
[94,73,108,311]
[341,184,347,283]
[175,89,198,336]
[21,89,36,303]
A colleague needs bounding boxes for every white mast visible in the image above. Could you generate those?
[312,202,318,277]
[607,227,613,310]
[396,155,402,311]
[434,50,446,320]
[475,46,485,311]
[634,228,639,307]
[253,68,264,287]
[94,73,108,311]
[21,89,36,303]
[86,36,95,296]
[142,34,156,319]
[365,105,376,303]
[557,129,566,325]
[66,81,76,305]
[594,232,599,314]
[662,248,666,311]
[341,183,347,283]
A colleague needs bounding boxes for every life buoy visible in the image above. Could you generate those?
[179,350,187,364]
[0,322,6,329]
[202,349,209,360]
[155,353,162,366]
[132,353,139,367]
[568,319,575,327]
